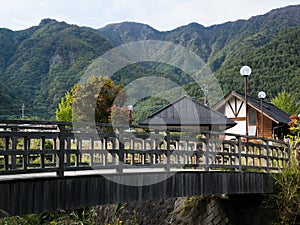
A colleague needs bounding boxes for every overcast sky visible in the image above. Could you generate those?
[0,0,299,31]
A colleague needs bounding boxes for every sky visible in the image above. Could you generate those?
[0,0,299,31]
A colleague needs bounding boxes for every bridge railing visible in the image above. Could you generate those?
[0,120,290,177]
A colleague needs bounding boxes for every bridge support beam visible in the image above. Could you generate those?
[0,171,274,217]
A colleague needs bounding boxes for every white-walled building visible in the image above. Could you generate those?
[213,91,290,139]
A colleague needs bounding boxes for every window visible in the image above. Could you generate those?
[248,108,257,125]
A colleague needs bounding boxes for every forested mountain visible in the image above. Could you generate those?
[98,22,163,46]
[0,5,299,119]
[0,19,113,118]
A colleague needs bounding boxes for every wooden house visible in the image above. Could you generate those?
[212,91,290,139]
[139,95,236,131]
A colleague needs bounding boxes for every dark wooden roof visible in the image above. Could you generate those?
[139,96,236,130]
[213,91,291,124]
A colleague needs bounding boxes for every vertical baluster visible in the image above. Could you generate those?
[266,140,270,172]
[4,136,9,171]
[53,138,57,165]
[41,136,45,169]
[66,137,71,168]
[184,140,188,165]
[76,138,81,167]
[238,136,242,171]
[117,129,124,173]
[141,139,145,164]
[11,128,17,170]
[204,133,210,171]
[166,129,171,171]
[23,136,28,171]
[90,138,94,167]
[130,139,134,165]
[103,137,107,166]
[192,141,197,165]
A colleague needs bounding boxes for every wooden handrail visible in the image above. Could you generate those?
[0,120,290,177]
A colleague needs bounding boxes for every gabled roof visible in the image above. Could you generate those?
[213,91,290,124]
[139,95,236,130]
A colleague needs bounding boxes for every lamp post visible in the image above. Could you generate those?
[258,91,266,138]
[128,105,133,129]
[240,66,252,136]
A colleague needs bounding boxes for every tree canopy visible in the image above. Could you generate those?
[56,76,126,124]
[271,91,300,115]
[55,87,77,122]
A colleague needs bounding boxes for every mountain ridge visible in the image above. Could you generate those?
[0,5,299,119]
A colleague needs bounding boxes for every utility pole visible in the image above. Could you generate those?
[204,83,208,106]
[21,103,25,119]
[199,84,209,106]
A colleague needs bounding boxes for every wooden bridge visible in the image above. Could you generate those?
[0,120,290,216]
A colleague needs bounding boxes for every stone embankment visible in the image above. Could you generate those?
[96,195,276,225]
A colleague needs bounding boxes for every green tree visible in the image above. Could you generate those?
[271,91,300,115]
[266,117,300,225]
[289,115,300,138]
[269,154,300,225]
[55,85,78,122]
[71,76,125,123]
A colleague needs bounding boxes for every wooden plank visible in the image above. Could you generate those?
[0,171,275,216]
[33,180,44,214]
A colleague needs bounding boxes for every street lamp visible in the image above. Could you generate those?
[240,66,252,136]
[258,91,266,138]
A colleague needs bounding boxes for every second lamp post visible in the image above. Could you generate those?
[240,66,252,136]
[258,91,266,137]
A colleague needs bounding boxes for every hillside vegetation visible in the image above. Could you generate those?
[0,5,299,120]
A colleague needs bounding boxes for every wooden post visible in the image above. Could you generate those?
[57,124,65,177]
[153,130,159,164]
[238,136,242,171]
[117,129,124,173]
[166,129,171,171]
[204,133,210,171]
[41,136,45,169]
[66,137,71,167]
[11,128,17,170]
[76,139,82,167]
[23,136,28,170]
[266,140,270,172]
[53,138,58,166]
[90,138,94,167]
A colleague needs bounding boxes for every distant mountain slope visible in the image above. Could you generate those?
[0,82,18,118]
[98,21,162,46]
[0,29,20,73]
[98,5,299,67]
[216,26,300,98]
[0,5,299,119]
[1,19,113,117]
